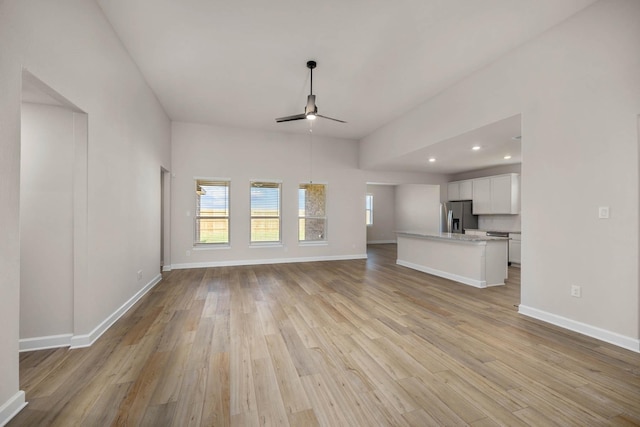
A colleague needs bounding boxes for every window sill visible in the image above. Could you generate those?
[249,243,283,248]
[193,244,231,251]
[299,241,328,247]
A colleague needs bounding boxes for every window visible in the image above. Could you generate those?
[365,193,373,226]
[299,183,327,242]
[250,181,281,243]
[195,179,230,244]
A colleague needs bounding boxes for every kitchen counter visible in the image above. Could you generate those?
[396,231,510,242]
[396,231,508,288]
[465,228,521,234]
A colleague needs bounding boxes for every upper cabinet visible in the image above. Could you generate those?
[472,173,520,215]
[447,179,473,201]
[448,174,520,214]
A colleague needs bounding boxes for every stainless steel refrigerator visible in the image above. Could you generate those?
[440,201,478,233]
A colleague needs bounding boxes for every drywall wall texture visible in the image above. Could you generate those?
[0,0,171,417]
[20,103,74,339]
[170,122,367,267]
[360,0,640,346]
[395,184,442,233]
[366,184,397,243]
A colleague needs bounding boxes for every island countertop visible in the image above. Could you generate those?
[396,231,509,287]
[396,231,510,243]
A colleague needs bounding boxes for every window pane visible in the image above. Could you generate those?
[196,218,229,243]
[250,181,281,243]
[251,218,280,242]
[365,194,373,225]
[299,218,325,241]
[195,179,230,244]
[299,183,326,242]
[251,183,280,216]
[197,183,229,216]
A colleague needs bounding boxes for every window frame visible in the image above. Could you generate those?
[298,182,328,244]
[249,180,282,245]
[365,193,374,226]
[194,178,231,246]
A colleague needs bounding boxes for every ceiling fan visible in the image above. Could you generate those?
[275,60,346,124]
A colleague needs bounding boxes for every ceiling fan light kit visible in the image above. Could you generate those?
[275,60,346,124]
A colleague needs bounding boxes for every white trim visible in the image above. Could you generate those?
[193,244,231,251]
[171,254,368,270]
[162,265,172,272]
[69,274,162,349]
[396,259,501,288]
[298,241,328,246]
[367,240,396,244]
[19,333,73,352]
[0,391,27,427]
[518,305,640,353]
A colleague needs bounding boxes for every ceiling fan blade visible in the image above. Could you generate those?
[317,114,347,123]
[305,95,316,115]
[275,114,306,123]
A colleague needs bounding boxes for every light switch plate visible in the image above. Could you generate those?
[598,206,609,219]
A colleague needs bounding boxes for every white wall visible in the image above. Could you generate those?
[20,103,74,339]
[360,0,640,349]
[171,122,367,267]
[395,184,442,233]
[0,0,171,419]
[366,184,396,243]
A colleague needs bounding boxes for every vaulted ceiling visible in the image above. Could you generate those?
[97,0,596,171]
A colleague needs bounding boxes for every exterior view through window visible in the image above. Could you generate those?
[195,179,230,244]
[299,183,327,242]
[250,181,281,243]
[365,193,373,225]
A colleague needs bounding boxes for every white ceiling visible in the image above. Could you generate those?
[379,114,522,175]
[97,0,595,172]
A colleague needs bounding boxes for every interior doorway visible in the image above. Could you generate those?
[19,71,87,351]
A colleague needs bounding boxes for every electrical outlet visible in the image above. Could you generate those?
[137,270,143,280]
[570,285,581,298]
[598,206,610,219]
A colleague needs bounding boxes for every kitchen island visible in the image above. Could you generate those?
[396,231,509,288]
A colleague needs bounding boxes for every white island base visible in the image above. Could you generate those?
[396,232,508,288]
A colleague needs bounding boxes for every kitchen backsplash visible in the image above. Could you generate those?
[478,214,521,232]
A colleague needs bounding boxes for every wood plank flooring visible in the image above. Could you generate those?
[9,244,640,426]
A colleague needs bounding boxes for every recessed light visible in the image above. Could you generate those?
[428,157,436,163]
[504,155,512,160]
[472,145,481,151]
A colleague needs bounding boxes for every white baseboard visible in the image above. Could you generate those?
[162,265,172,272]
[518,305,640,353]
[396,259,491,288]
[69,274,162,349]
[367,240,397,244]
[171,254,368,270]
[0,391,27,427]
[19,333,73,352]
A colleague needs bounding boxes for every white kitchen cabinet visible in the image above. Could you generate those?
[459,180,473,200]
[509,233,521,264]
[447,182,460,201]
[472,178,492,213]
[447,180,473,201]
[472,174,520,215]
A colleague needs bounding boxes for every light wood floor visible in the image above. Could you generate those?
[10,244,640,426]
